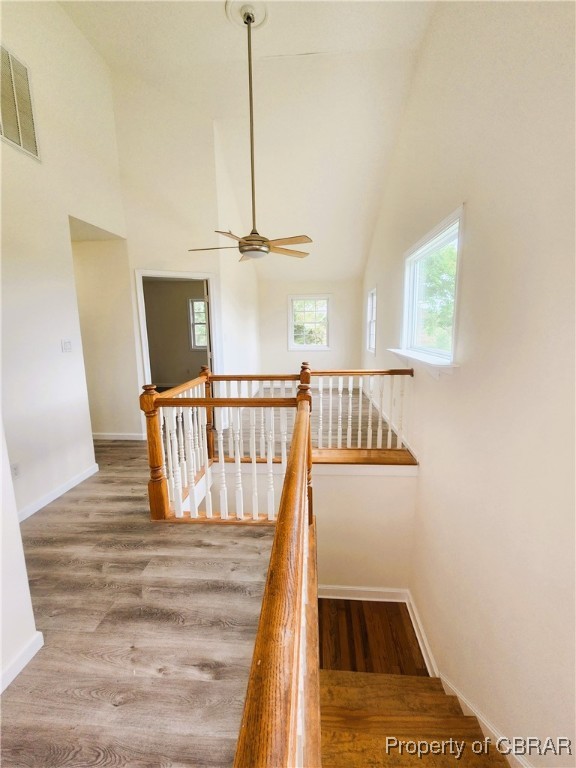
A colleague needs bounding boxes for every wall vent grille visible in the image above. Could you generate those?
[1,46,39,158]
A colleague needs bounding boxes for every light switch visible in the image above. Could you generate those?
[61,339,72,353]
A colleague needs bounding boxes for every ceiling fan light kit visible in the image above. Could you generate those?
[188,2,312,261]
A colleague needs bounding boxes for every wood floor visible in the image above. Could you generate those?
[1,440,274,768]
[319,599,428,676]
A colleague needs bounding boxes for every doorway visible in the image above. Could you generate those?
[139,276,212,391]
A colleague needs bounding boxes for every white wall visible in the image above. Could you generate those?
[315,468,417,589]
[1,3,126,515]
[214,122,261,374]
[259,279,362,373]
[72,241,142,438]
[1,424,43,691]
[362,3,575,761]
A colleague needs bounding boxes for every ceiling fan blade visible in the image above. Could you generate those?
[268,235,312,247]
[188,246,239,252]
[215,230,241,241]
[269,246,309,258]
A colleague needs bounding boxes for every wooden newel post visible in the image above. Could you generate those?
[298,362,314,524]
[140,385,170,520]
[200,365,215,460]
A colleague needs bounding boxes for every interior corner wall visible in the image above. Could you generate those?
[1,3,126,515]
[362,3,575,761]
[1,423,43,692]
[258,279,362,373]
[72,241,142,438]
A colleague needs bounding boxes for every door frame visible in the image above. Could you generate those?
[135,269,222,387]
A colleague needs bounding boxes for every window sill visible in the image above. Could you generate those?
[388,348,459,379]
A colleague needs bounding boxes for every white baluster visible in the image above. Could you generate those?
[177,409,187,488]
[227,381,234,459]
[377,376,385,449]
[259,402,266,459]
[266,408,275,520]
[250,408,258,520]
[280,407,287,468]
[328,376,333,448]
[367,376,374,449]
[234,407,244,519]
[346,376,353,448]
[397,376,405,449]
[159,408,169,501]
[217,410,228,519]
[317,377,323,449]
[192,407,201,472]
[164,408,175,503]
[201,409,213,518]
[357,377,364,448]
[168,409,183,518]
[238,381,245,458]
[184,408,198,517]
[387,375,395,449]
[337,376,344,448]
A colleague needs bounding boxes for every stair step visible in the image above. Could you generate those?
[321,670,445,695]
[322,730,510,767]
[322,712,486,739]
[320,671,509,767]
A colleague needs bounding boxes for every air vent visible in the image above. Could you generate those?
[1,46,39,158]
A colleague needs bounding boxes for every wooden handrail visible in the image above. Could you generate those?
[156,397,298,408]
[209,374,300,382]
[234,399,318,767]
[154,373,209,400]
[310,368,414,377]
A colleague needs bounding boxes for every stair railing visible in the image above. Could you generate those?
[233,383,321,767]
[139,370,300,521]
[139,364,415,520]
[309,368,414,450]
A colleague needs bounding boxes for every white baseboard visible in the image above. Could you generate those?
[1,630,44,693]
[440,675,529,768]
[317,585,438,677]
[18,463,99,522]
[92,433,146,441]
[318,584,409,602]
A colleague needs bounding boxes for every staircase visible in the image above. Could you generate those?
[320,670,509,767]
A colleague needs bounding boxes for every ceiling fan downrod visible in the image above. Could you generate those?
[243,8,258,235]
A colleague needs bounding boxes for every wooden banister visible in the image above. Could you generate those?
[154,373,209,400]
[139,385,170,520]
[234,399,318,767]
[155,397,298,408]
[310,368,414,377]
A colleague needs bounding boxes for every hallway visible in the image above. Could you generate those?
[1,441,274,767]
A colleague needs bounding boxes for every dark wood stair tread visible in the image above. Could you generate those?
[320,671,509,767]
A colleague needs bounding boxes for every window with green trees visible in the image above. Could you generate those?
[189,299,208,349]
[404,214,460,360]
[289,296,329,349]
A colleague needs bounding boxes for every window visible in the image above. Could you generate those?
[289,296,329,350]
[403,209,461,362]
[1,47,39,158]
[189,299,208,349]
[366,288,377,353]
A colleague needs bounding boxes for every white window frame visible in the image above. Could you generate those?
[366,288,377,354]
[189,298,208,350]
[401,207,463,364]
[288,295,330,351]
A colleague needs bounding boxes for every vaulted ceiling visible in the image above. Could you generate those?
[61,1,435,281]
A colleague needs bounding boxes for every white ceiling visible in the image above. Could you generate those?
[61,0,435,280]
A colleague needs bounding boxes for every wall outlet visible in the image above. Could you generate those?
[61,339,72,353]
[10,462,20,478]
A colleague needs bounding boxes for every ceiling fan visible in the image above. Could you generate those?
[189,6,312,261]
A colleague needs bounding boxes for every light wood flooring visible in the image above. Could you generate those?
[1,440,274,768]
